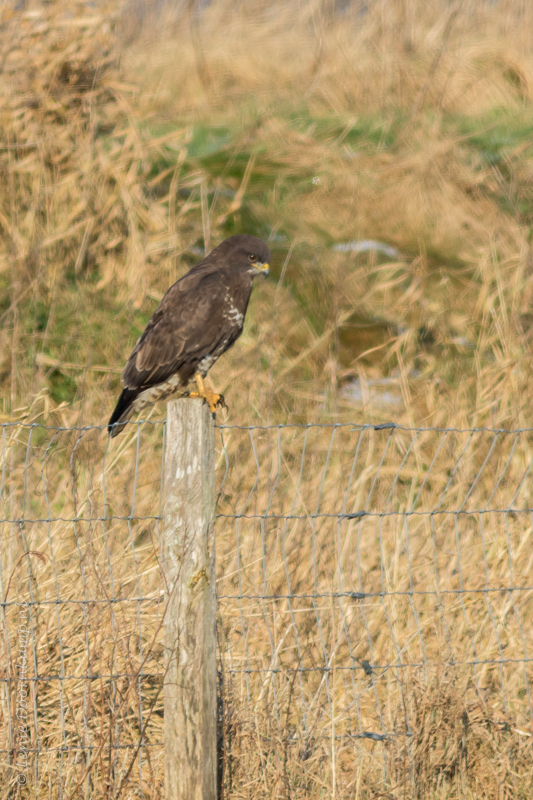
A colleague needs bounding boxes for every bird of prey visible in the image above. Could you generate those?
[108,234,270,436]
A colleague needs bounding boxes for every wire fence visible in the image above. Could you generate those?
[1,418,533,798]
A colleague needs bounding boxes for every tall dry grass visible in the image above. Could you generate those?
[2,419,533,798]
[2,0,533,433]
[1,0,533,797]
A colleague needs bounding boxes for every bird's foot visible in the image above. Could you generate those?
[187,388,226,416]
[188,373,226,417]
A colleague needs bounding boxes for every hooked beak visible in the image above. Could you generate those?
[257,261,269,277]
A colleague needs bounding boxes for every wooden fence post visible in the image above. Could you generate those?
[163,398,217,800]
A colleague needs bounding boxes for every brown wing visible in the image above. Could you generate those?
[122,268,233,392]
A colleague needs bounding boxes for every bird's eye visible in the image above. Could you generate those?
[248,253,257,262]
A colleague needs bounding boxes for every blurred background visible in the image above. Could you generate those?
[2,4,533,798]
[1,0,533,431]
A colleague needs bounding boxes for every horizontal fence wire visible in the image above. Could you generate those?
[0,420,166,799]
[214,422,533,793]
[1,419,533,797]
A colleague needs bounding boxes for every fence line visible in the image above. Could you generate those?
[1,414,532,797]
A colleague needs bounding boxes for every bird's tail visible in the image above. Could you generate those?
[108,388,139,437]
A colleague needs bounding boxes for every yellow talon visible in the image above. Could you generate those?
[187,374,226,415]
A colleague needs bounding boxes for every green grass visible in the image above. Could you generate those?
[9,103,533,414]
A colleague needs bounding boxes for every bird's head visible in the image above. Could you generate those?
[214,234,270,279]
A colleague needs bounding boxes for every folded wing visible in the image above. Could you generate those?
[109,269,232,434]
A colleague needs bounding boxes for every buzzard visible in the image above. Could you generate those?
[108,234,270,436]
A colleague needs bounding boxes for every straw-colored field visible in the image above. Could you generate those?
[1,0,533,797]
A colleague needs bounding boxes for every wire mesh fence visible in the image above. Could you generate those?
[1,418,533,797]
[0,420,166,799]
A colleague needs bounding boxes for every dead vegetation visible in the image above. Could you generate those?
[1,0,533,797]
[219,667,533,799]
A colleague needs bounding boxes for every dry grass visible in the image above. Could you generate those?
[1,0,533,797]
[216,423,533,799]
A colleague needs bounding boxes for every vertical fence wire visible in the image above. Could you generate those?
[1,419,533,798]
[215,422,533,795]
[0,421,167,799]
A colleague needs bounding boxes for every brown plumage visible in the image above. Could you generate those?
[108,234,270,436]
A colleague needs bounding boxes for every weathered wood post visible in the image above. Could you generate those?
[163,399,217,800]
